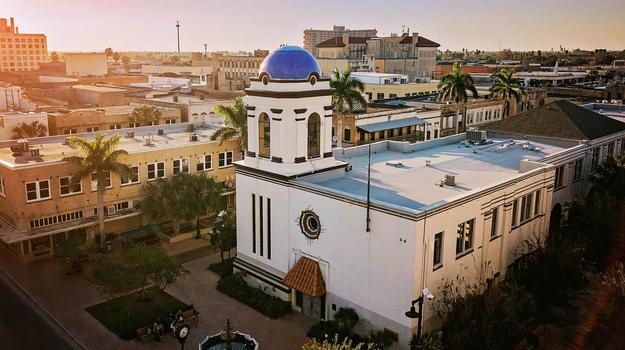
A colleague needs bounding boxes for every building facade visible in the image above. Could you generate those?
[0,111,49,140]
[64,52,108,77]
[304,25,377,57]
[0,123,240,261]
[0,17,48,73]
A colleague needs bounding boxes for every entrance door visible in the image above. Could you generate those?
[300,294,324,320]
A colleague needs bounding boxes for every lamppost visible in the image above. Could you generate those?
[171,311,189,350]
[405,287,434,349]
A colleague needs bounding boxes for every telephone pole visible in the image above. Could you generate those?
[176,21,181,54]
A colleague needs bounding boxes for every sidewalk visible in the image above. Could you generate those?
[0,243,312,350]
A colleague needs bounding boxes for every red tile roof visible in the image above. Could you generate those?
[282,256,326,297]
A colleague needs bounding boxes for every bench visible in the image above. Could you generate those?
[182,308,199,325]
[136,326,155,343]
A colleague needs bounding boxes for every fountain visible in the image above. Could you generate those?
[198,319,258,350]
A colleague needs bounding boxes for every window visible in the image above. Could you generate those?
[0,177,4,197]
[59,176,82,196]
[130,122,140,128]
[30,210,83,229]
[534,190,541,216]
[456,218,474,255]
[591,147,600,173]
[25,180,51,202]
[520,192,534,222]
[554,165,564,188]
[512,199,519,227]
[196,155,212,172]
[258,113,270,158]
[344,128,351,142]
[490,207,499,238]
[219,151,233,167]
[173,159,189,174]
[86,126,99,132]
[573,159,583,181]
[147,162,165,180]
[63,128,77,134]
[110,124,122,130]
[165,119,176,124]
[120,166,140,185]
[91,172,112,191]
[307,114,321,158]
[433,232,443,268]
[376,93,384,100]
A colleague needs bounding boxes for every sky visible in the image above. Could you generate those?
[4,0,625,53]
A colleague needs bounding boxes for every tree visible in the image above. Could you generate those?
[104,47,113,59]
[66,133,131,248]
[210,212,236,263]
[112,51,120,62]
[142,173,224,235]
[437,61,478,133]
[122,243,188,297]
[129,105,162,126]
[489,68,525,118]
[211,96,248,151]
[11,120,48,139]
[330,69,367,145]
[50,51,59,62]
[121,55,131,74]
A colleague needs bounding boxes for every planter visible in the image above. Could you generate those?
[166,231,196,244]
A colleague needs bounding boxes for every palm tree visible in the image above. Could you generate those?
[211,97,247,151]
[437,61,478,133]
[66,133,130,248]
[104,47,113,59]
[490,68,525,118]
[50,51,59,62]
[12,121,48,139]
[129,105,162,126]
[330,69,367,145]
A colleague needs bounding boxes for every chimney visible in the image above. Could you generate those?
[15,26,18,34]
[10,17,15,33]
[412,32,419,46]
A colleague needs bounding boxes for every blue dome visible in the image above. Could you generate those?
[259,46,321,80]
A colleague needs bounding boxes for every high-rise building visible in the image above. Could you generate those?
[0,17,48,73]
[303,25,376,57]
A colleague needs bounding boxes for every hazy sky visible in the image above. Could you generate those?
[5,0,625,52]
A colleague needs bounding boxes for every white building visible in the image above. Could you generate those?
[233,47,625,348]
[0,111,49,140]
[64,52,108,77]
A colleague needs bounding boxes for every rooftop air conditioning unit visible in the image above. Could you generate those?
[189,133,198,142]
[466,129,487,143]
[157,128,164,135]
[444,174,456,186]
[126,131,134,138]
[186,124,195,132]
[30,148,40,157]
[144,138,153,146]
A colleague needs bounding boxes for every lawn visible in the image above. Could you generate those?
[85,287,189,341]
[174,244,218,264]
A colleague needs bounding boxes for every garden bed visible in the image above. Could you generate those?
[85,287,189,341]
[216,273,291,319]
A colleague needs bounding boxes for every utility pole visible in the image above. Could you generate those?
[176,20,181,54]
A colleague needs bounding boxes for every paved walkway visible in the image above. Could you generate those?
[0,244,312,350]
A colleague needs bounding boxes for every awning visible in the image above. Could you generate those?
[357,117,426,133]
[282,256,326,297]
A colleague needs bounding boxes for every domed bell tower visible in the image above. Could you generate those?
[242,46,342,177]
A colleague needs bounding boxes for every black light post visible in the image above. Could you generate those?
[171,311,189,350]
[405,288,434,349]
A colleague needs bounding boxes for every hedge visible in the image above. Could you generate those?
[216,273,291,319]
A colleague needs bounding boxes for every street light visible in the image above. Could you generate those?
[405,288,434,349]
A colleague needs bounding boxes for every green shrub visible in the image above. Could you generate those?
[208,258,233,276]
[216,273,291,319]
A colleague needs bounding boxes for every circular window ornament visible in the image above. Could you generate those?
[299,210,321,239]
[261,74,270,85]
[309,74,317,85]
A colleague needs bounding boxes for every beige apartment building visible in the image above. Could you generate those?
[47,105,182,135]
[304,25,377,57]
[0,123,240,261]
[0,17,48,73]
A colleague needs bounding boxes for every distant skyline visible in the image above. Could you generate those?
[5,0,625,53]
